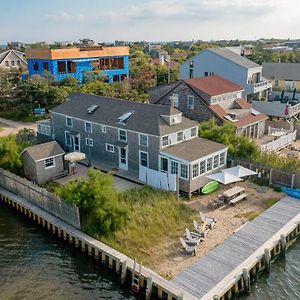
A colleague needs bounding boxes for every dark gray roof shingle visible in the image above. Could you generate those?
[262,62,300,81]
[22,141,64,161]
[160,137,227,162]
[208,48,261,69]
[51,93,198,136]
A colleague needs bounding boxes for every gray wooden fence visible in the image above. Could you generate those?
[231,159,299,189]
[0,168,81,229]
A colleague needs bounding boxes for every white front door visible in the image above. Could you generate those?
[72,135,80,152]
[119,147,128,170]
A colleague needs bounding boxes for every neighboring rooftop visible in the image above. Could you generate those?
[185,75,243,97]
[207,48,261,69]
[25,46,129,60]
[51,93,198,136]
[22,141,64,161]
[0,49,27,65]
[160,137,227,162]
[262,63,300,81]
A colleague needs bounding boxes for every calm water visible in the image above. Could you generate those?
[0,203,135,300]
[1,203,299,300]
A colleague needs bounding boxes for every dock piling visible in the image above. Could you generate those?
[280,234,287,256]
[264,249,271,273]
[242,268,250,294]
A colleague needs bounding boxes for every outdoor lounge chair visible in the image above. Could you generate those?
[193,220,207,237]
[200,212,216,229]
[185,228,202,245]
[180,237,196,255]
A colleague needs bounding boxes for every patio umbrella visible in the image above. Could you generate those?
[64,152,86,162]
[223,165,257,178]
[206,171,242,185]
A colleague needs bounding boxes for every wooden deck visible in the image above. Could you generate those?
[172,196,300,299]
[0,187,196,300]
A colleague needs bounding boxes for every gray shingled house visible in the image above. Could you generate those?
[38,93,228,197]
[22,141,65,184]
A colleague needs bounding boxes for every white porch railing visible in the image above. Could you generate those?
[260,131,297,152]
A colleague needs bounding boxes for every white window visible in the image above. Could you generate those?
[187,95,194,109]
[200,160,206,175]
[207,157,213,171]
[139,134,148,147]
[160,157,168,172]
[180,164,189,179]
[220,152,226,166]
[191,127,197,137]
[66,117,72,127]
[85,122,92,133]
[102,125,107,133]
[171,161,179,175]
[44,157,55,169]
[37,124,51,136]
[173,93,179,108]
[65,131,71,146]
[85,138,93,147]
[106,143,114,153]
[177,131,184,142]
[213,155,219,169]
[162,136,169,147]
[192,163,199,179]
[118,129,127,141]
[140,151,148,167]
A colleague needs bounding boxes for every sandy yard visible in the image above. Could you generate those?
[0,118,36,137]
[278,140,300,159]
[149,181,284,279]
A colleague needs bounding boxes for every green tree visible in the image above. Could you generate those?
[57,169,129,236]
[0,136,22,172]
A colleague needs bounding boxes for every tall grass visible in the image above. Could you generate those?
[102,186,197,264]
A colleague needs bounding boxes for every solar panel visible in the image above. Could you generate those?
[87,104,99,114]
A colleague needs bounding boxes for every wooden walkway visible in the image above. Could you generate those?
[172,196,300,299]
[0,187,196,300]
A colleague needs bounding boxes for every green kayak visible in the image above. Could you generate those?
[201,181,219,194]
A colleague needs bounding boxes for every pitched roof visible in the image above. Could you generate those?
[234,98,252,109]
[22,141,64,161]
[51,93,198,136]
[210,104,228,119]
[184,75,243,96]
[161,137,227,162]
[233,114,268,128]
[207,48,261,69]
[262,63,300,81]
[0,49,27,65]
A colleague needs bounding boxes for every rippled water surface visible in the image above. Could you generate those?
[0,203,135,300]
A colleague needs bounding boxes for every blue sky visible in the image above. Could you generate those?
[1,0,299,43]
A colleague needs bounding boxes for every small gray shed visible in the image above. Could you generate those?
[22,141,65,184]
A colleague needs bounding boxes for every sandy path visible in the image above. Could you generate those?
[148,181,284,279]
[0,117,37,137]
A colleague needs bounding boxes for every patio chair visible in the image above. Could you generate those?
[185,228,202,245]
[200,212,216,230]
[180,237,197,255]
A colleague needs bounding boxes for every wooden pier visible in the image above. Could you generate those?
[0,187,196,300]
[172,196,300,299]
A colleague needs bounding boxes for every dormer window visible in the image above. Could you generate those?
[162,136,169,147]
[177,131,184,142]
[191,127,197,137]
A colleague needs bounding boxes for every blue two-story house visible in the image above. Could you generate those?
[25,46,129,83]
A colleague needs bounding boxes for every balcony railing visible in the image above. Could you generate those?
[260,131,297,152]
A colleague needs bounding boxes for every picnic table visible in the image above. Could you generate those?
[223,186,245,201]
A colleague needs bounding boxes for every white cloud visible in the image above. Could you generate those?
[45,12,85,22]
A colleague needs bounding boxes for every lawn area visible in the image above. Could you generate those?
[102,186,197,266]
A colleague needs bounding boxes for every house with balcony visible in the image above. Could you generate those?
[179,48,272,101]
[149,75,268,139]
[37,92,228,198]
[25,46,129,83]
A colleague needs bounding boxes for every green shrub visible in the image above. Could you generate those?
[252,177,269,186]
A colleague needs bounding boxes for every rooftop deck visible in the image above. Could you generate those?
[172,196,300,299]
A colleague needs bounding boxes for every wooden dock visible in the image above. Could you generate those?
[172,196,300,299]
[0,187,196,300]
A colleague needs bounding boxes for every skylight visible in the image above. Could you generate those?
[118,111,134,124]
[87,104,99,114]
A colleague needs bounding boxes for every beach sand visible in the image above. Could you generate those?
[148,181,284,279]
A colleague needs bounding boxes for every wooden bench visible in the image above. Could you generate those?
[229,193,248,205]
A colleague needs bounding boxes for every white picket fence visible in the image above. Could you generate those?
[139,166,177,192]
[260,130,297,152]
